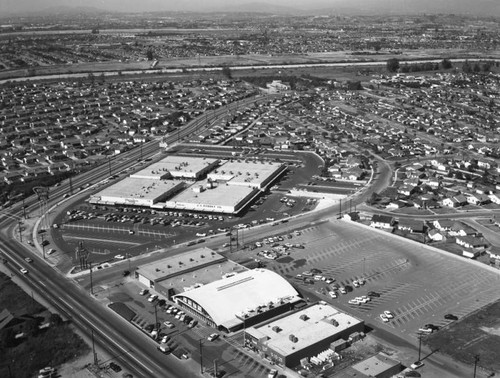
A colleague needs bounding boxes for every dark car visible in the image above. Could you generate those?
[367,291,381,298]
[424,323,440,331]
[109,362,122,372]
[444,314,458,321]
[123,270,130,277]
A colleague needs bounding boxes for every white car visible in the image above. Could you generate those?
[163,321,175,329]
[161,335,170,344]
[380,314,389,322]
[207,333,219,342]
[352,280,360,288]
[348,299,360,305]
[384,310,394,319]
[20,268,29,275]
[410,361,424,369]
[47,248,56,255]
[148,294,158,302]
[196,232,207,237]
[114,254,125,260]
[328,291,338,298]
[339,287,347,294]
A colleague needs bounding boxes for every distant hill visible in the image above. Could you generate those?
[1,0,498,17]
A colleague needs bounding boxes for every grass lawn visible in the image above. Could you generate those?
[426,300,500,374]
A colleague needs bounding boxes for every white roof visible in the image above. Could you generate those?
[174,269,299,328]
[246,303,363,356]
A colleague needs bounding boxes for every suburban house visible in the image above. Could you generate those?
[398,219,425,233]
[370,215,395,229]
[428,228,446,241]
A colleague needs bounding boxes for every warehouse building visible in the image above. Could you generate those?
[173,269,302,332]
[245,303,364,368]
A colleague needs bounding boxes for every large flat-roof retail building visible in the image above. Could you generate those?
[132,155,220,180]
[166,179,258,214]
[173,269,303,333]
[90,155,285,214]
[245,303,364,368]
[89,177,185,207]
[208,160,286,189]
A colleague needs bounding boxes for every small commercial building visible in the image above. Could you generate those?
[135,248,226,292]
[350,352,402,378]
[245,303,364,368]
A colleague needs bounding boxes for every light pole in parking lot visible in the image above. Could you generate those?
[199,338,204,374]
[154,302,159,335]
[417,333,423,361]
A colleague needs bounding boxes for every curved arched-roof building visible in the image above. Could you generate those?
[173,269,302,332]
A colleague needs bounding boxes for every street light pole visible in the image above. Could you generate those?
[41,233,46,259]
[199,339,204,374]
[18,220,22,243]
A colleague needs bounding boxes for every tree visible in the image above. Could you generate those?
[49,313,63,327]
[441,58,453,69]
[386,58,400,73]
[146,49,154,61]
[221,66,232,79]
[462,60,472,73]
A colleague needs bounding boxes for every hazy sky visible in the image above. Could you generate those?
[0,0,498,15]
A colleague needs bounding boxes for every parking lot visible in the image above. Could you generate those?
[99,279,281,378]
[232,219,500,340]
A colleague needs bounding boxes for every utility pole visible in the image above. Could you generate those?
[107,157,112,177]
[92,329,98,367]
[18,220,23,242]
[22,197,27,219]
[89,262,94,295]
[473,354,480,378]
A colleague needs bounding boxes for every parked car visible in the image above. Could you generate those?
[410,361,424,369]
[109,362,122,372]
[163,321,175,329]
[380,314,389,322]
[139,289,149,296]
[368,291,380,297]
[148,294,158,302]
[444,314,458,321]
[384,310,394,319]
[207,333,219,342]
[328,291,337,298]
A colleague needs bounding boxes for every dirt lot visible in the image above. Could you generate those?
[426,300,500,375]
